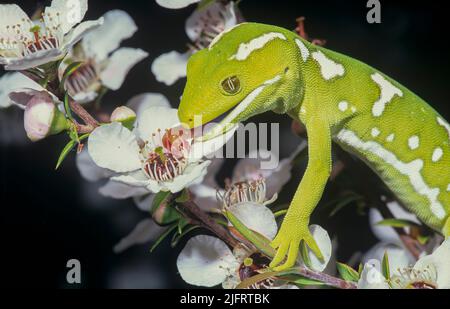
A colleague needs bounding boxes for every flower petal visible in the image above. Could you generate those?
[62,18,104,50]
[232,145,303,197]
[163,161,210,193]
[88,122,141,173]
[99,180,149,199]
[44,0,88,34]
[369,201,420,245]
[357,262,390,289]
[0,4,33,46]
[113,219,167,253]
[126,93,171,117]
[414,238,450,288]
[189,124,238,161]
[100,47,148,90]
[362,242,414,277]
[190,183,220,211]
[303,225,332,272]
[176,235,237,287]
[111,170,153,187]
[76,148,113,181]
[228,202,278,240]
[82,10,137,61]
[156,0,200,9]
[136,106,180,142]
[133,194,155,212]
[4,49,63,71]
[0,73,43,108]
[151,51,189,86]
[185,2,237,42]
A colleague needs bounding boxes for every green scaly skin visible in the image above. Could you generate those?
[178,23,450,270]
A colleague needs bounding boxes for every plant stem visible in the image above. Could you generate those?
[181,200,239,248]
[69,98,99,129]
[183,199,355,289]
[295,266,357,289]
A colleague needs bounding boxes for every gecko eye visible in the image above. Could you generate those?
[221,76,241,95]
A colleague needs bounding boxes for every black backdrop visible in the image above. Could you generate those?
[0,0,449,288]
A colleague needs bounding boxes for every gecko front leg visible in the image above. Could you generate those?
[270,116,332,270]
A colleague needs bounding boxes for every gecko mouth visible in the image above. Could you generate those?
[196,74,283,142]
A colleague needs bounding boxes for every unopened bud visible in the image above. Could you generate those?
[152,201,181,225]
[110,106,136,129]
[24,93,69,142]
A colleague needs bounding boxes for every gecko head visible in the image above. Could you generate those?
[178,22,301,140]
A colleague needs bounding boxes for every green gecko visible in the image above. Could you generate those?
[178,22,450,270]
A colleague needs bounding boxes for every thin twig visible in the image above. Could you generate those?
[296,266,357,289]
[69,98,99,128]
[181,200,239,248]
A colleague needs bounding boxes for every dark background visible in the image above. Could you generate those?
[0,0,449,288]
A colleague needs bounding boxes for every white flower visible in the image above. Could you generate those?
[60,10,147,103]
[358,260,390,289]
[110,106,136,124]
[88,103,237,194]
[0,0,103,70]
[151,1,240,85]
[156,0,200,9]
[77,93,172,203]
[391,238,450,289]
[190,144,305,212]
[0,72,43,108]
[23,90,69,141]
[362,201,418,274]
[177,220,332,288]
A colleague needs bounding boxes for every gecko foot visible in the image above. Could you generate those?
[269,222,324,271]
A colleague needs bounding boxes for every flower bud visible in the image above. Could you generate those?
[23,93,69,142]
[151,200,181,225]
[110,106,136,129]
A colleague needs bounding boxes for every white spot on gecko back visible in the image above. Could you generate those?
[371,73,403,117]
[208,24,245,50]
[432,147,443,162]
[437,117,450,140]
[371,127,380,137]
[336,129,446,219]
[311,51,345,80]
[338,101,348,112]
[408,135,420,150]
[447,184,450,192]
[386,133,395,142]
[229,32,287,61]
[295,38,310,62]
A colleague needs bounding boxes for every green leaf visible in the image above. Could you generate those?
[336,262,360,282]
[59,61,83,93]
[376,218,420,228]
[55,133,89,170]
[150,224,177,253]
[151,191,172,212]
[290,276,326,287]
[300,241,312,269]
[151,191,181,225]
[171,225,200,248]
[277,274,325,286]
[64,92,74,121]
[329,193,363,217]
[358,263,364,275]
[382,251,390,279]
[225,210,275,258]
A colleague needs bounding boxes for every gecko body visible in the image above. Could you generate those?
[178,23,450,270]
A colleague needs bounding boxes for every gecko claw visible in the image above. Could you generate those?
[269,224,324,271]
